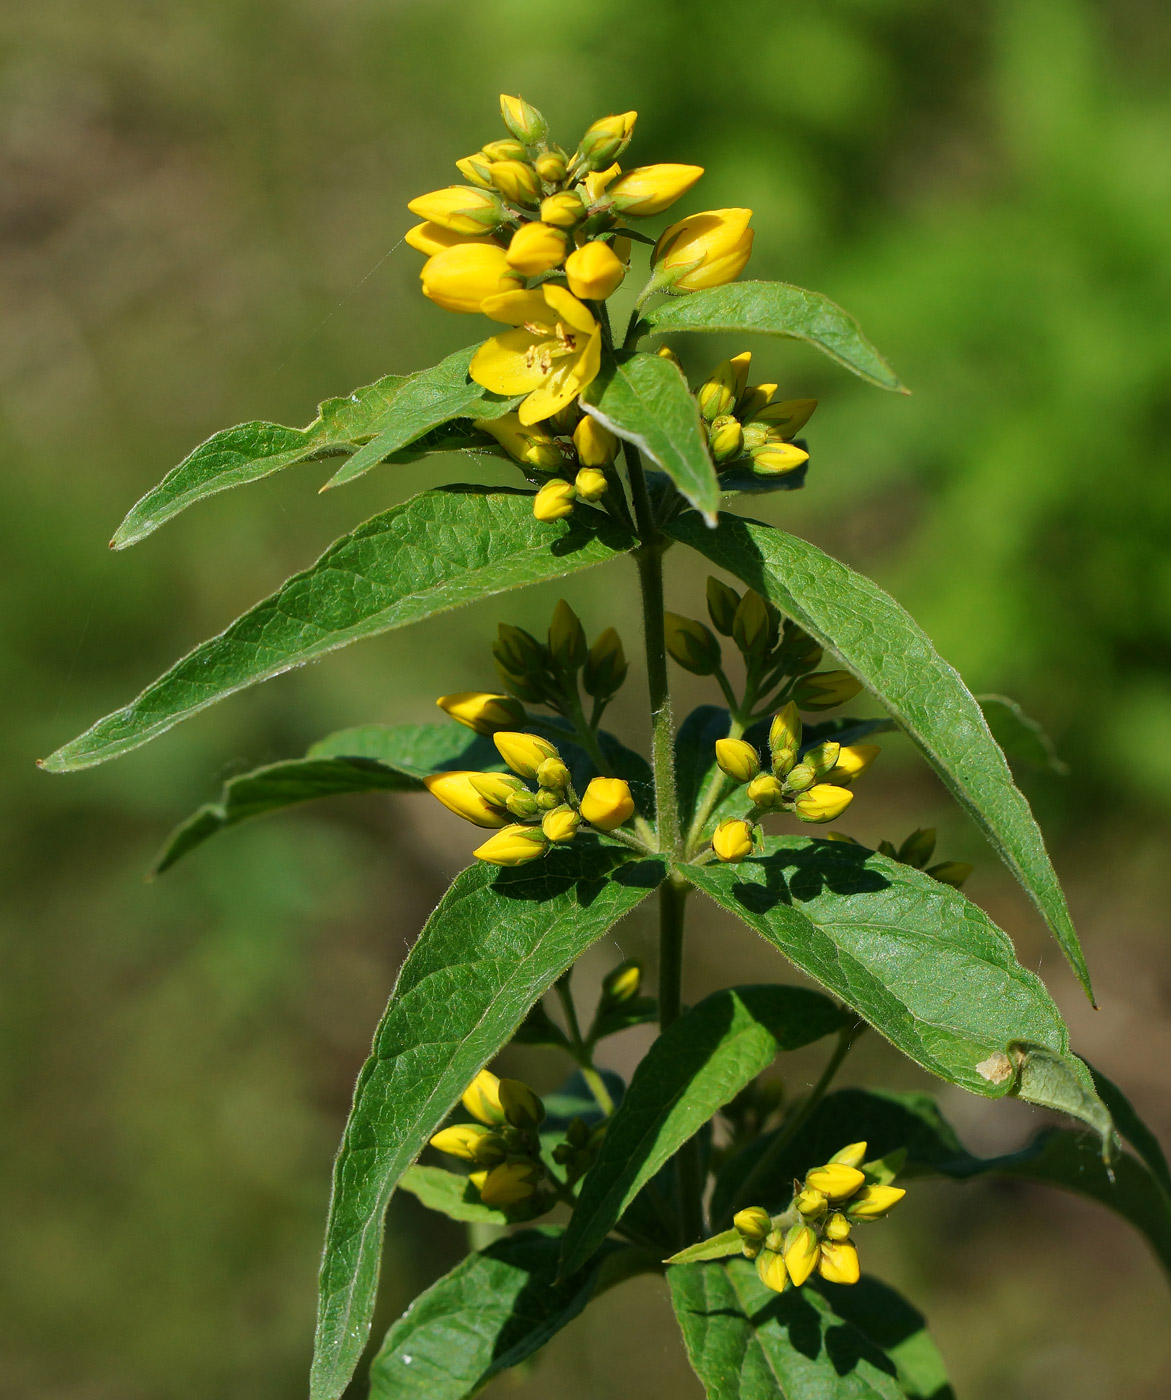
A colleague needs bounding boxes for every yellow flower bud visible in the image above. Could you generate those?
[536,757,571,790]
[656,344,682,368]
[783,1224,821,1287]
[793,671,863,711]
[423,771,511,828]
[429,1123,507,1165]
[472,823,549,866]
[712,818,755,863]
[751,442,809,477]
[404,222,499,256]
[407,185,504,234]
[752,398,818,438]
[573,415,618,467]
[734,1206,772,1243]
[467,772,529,810]
[928,860,974,889]
[473,412,564,471]
[738,384,778,422]
[729,352,753,400]
[829,1141,869,1168]
[505,221,569,275]
[653,208,754,293]
[533,479,576,521]
[769,702,803,757]
[825,745,880,786]
[580,776,635,831]
[697,360,740,422]
[436,691,525,734]
[715,738,762,783]
[540,191,586,227]
[462,1069,506,1124]
[755,1248,788,1293]
[498,1076,545,1129]
[897,827,937,868]
[474,1160,541,1207]
[499,93,548,146]
[802,741,842,779]
[575,467,608,502]
[494,731,560,780]
[489,159,542,207]
[541,805,580,843]
[746,773,784,809]
[817,1240,860,1285]
[805,1162,866,1201]
[602,960,642,1003]
[575,111,637,171]
[607,163,704,216]
[481,139,528,163]
[824,1212,852,1242]
[706,576,741,636]
[548,598,587,670]
[536,788,562,811]
[793,784,854,824]
[455,154,495,189]
[565,241,626,301]
[664,613,722,675]
[732,590,771,656]
[534,152,567,182]
[420,244,524,314]
[584,627,627,698]
[794,1186,827,1218]
[846,1184,907,1219]
[709,415,743,464]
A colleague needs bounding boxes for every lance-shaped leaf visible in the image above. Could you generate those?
[582,350,720,523]
[310,848,664,1400]
[111,346,521,547]
[669,511,1093,1000]
[152,723,498,873]
[558,984,846,1277]
[978,694,1069,775]
[638,281,905,392]
[44,488,635,773]
[818,1278,954,1400]
[684,838,1109,1143]
[668,1258,908,1400]
[368,1228,642,1400]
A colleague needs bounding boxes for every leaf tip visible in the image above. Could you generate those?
[701,509,719,529]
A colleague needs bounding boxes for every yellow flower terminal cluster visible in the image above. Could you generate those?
[429,1068,605,1213]
[734,1140,906,1293]
[694,351,816,480]
[404,94,756,522]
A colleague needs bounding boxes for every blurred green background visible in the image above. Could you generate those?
[4,0,1170,1395]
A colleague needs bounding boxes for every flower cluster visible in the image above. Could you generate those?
[404,94,756,522]
[734,1140,906,1293]
[695,351,816,481]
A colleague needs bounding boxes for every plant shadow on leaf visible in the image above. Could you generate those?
[728,842,891,916]
[490,847,666,908]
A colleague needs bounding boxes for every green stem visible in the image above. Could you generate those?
[580,1065,615,1118]
[563,687,615,777]
[719,1022,861,1227]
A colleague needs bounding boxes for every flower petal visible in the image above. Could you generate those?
[542,284,596,335]
[481,289,556,326]
[470,331,546,395]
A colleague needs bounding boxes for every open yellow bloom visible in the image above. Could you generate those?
[654,208,754,292]
[471,285,603,426]
[420,244,522,313]
[607,163,704,216]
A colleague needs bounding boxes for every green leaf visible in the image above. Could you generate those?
[151,723,497,873]
[1087,1060,1171,1195]
[684,838,1106,1139]
[396,1166,512,1226]
[368,1228,639,1400]
[559,983,846,1277]
[639,281,905,393]
[978,694,1069,775]
[110,346,519,548]
[669,512,1093,1000]
[581,350,720,524]
[821,1278,954,1400]
[310,848,664,1400]
[668,1257,907,1399]
[44,488,635,773]
[664,1228,745,1265]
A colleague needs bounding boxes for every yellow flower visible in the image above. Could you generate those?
[540,191,586,227]
[846,1185,907,1219]
[506,221,569,275]
[404,222,498,256]
[783,1224,821,1287]
[534,152,567,182]
[574,415,618,466]
[746,773,784,808]
[489,159,542,206]
[825,745,880,786]
[471,285,603,427]
[481,139,527,162]
[794,1186,828,1218]
[805,1162,866,1201]
[734,1207,772,1244]
[436,690,525,734]
[455,154,495,189]
[770,703,803,756]
[602,961,642,1002]
[494,731,560,780]
[533,479,577,521]
[751,443,809,476]
[824,1212,851,1243]
[607,163,704,216]
[462,1069,506,1124]
[580,777,635,831]
[583,162,622,203]
[697,359,740,420]
[817,1240,860,1285]
[429,1123,506,1165]
[575,467,607,502]
[541,806,580,843]
[732,590,771,656]
[472,823,549,866]
[420,244,523,313]
[576,112,637,171]
[472,1160,541,1207]
[793,784,854,824]
[498,1077,545,1128]
[473,412,564,471]
[709,416,743,463]
[565,241,626,300]
[653,208,754,292]
[755,1248,789,1293]
[752,398,818,438]
[407,185,503,234]
[423,771,511,828]
[712,818,755,863]
[715,738,761,783]
[499,93,548,145]
[829,1141,869,1168]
